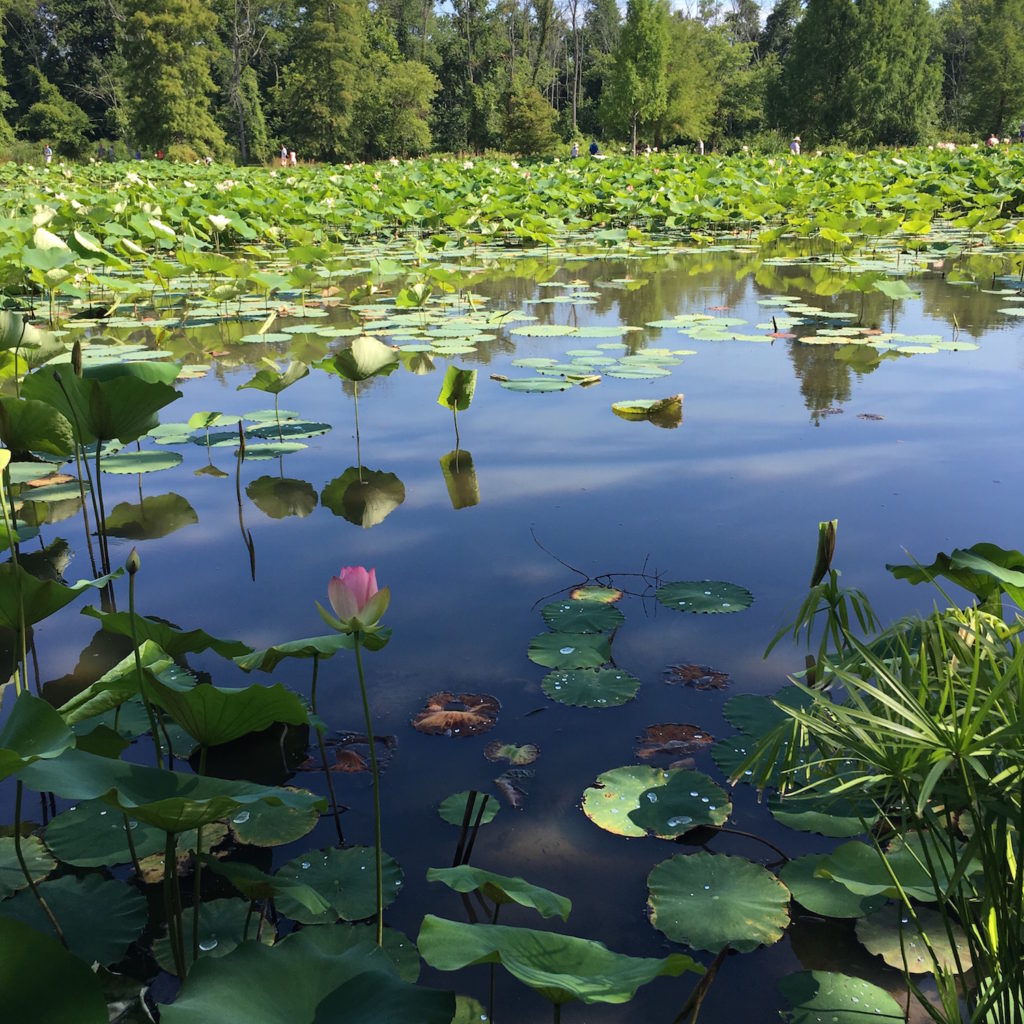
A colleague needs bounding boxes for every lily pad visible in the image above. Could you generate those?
[427,866,570,920]
[541,667,640,707]
[768,792,876,837]
[228,796,320,847]
[778,855,886,918]
[527,632,611,669]
[44,799,164,867]
[0,873,147,966]
[657,581,753,614]
[582,766,678,838]
[246,476,318,519]
[438,790,500,827]
[0,835,54,897]
[778,971,904,1024]
[635,724,715,761]
[321,468,405,528]
[855,905,971,974]
[483,741,539,765]
[275,846,403,924]
[153,897,274,975]
[665,664,731,690]
[570,586,622,603]
[497,377,574,393]
[100,449,183,475]
[628,769,731,837]
[540,599,624,633]
[647,851,790,953]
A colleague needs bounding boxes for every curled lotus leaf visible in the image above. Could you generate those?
[483,741,539,766]
[635,724,715,761]
[438,790,500,827]
[411,691,500,737]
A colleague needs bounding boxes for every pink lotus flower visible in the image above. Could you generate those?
[320,566,390,633]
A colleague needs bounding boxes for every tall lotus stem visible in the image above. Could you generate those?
[310,653,344,844]
[127,549,164,770]
[0,458,26,695]
[353,633,382,945]
[14,780,65,944]
[353,382,363,483]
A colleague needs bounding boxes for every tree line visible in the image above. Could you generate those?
[0,0,1021,163]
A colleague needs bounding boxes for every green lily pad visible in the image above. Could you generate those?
[816,841,939,903]
[722,687,814,735]
[321,468,405,528]
[0,835,54,897]
[154,897,275,975]
[246,476,318,519]
[498,378,574,393]
[509,324,576,337]
[647,851,790,953]
[628,770,731,838]
[483,741,539,765]
[855,905,971,973]
[427,866,571,920]
[0,873,147,966]
[44,799,164,867]
[104,493,198,539]
[248,421,331,441]
[100,449,183,474]
[438,790,500,827]
[160,924,453,1024]
[768,792,876,837]
[541,667,640,707]
[0,917,107,1024]
[228,798,320,847]
[275,846,403,925]
[417,915,700,1006]
[540,599,624,633]
[657,580,753,614]
[583,766,679,838]
[527,632,611,669]
[237,442,308,459]
[778,971,903,1024]
[778,855,886,918]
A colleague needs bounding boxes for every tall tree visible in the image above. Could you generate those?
[963,0,1024,135]
[273,0,365,161]
[604,0,668,152]
[936,0,971,130]
[123,0,225,153]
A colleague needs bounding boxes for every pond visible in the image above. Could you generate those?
[4,236,1024,1023]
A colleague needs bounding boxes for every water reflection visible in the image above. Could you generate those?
[321,467,406,528]
[439,450,480,510]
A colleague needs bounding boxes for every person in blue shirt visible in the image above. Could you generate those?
[589,139,600,156]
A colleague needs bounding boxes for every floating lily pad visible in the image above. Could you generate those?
[228,795,319,847]
[153,897,274,975]
[768,792,876,837]
[0,836,53,897]
[570,585,623,603]
[438,790,500,827]
[275,846,403,925]
[665,664,731,690]
[779,855,886,918]
[541,667,640,707]
[723,687,814,735]
[509,324,577,337]
[657,581,753,614]
[855,905,971,974]
[411,692,500,737]
[246,476,318,519]
[44,799,164,867]
[629,769,731,838]
[540,599,624,633]
[612,395,683,428]
[237,442,308,459]
[582,766,678,838]
[497,377,574,393]
[100,450,183,475]
[647,851,790,953]
[483,741,539,766]
[0,873,147,966]
[528,632,611,669]
[248,421,331,441]
[778,971,903,1024]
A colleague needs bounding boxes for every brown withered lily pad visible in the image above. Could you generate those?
[570,585,623,604]
[411,692,500,737]
[484,741,539,766]
[857,412,884,421]
[298,732,397,773]
[665,663,731,691]
[636,724,715,763]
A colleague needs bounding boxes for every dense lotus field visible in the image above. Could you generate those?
[0,149,1022,1024]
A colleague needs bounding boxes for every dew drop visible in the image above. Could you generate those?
[667,816,692,828]
[704,591,711,596]
[198,938,219,952]
[128,820,138,830]
[723,602,731,607]
[646,792,658,803]
[232,810,251,825]
[689,791,699,798]
[559,646,575,655]
[701,797,710,803]
[703,884,711,890]
[99,810,108,816]
[301,861,311,870]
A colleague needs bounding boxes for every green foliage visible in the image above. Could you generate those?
[503,87,559,156]
[18,70,92,158]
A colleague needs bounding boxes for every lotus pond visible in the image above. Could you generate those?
[2,151,1024,1024]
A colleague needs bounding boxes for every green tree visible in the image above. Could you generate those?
[936,0,971,130]
[604,0,668,153]
[273,0,366,161]
[123,0,225,154]
[380,60,439,156]
[18,67,92,156]
[503,84,559,154]
[845,0,940,144]
[963,0,1024,135]
[578,0,620,137]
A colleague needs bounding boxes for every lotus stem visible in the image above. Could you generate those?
[93,439,111,575]
[353,633,383,946]
[0,472,26,695]
[453,406,460,450]
[353,382,363,483]
[310,653,344,844]
[14,781,65,945]
[128,554,165,771]
[123,813,143,880]
[163,832,187,978]
[192,746,207,964]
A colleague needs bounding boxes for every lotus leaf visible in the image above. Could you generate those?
[439,449,479,509]
[628,769,731,837]
[542,667,640,707]
[528,632,611,669]
[0,397,74,456]
[854,905,971,974]
[582,766,679,838]
[0,691,75,782]
[647,851,790,953]
[768,792,876,837]
[497,377,573,392]
[80,607,251,659]
[275,846,403,924]
[246,476,318,519]
[483,741,539,765]
[321,468,405,528]
[815,841,939,902]
[540,599,624,633]
[426,866,571,920]
[237,360,310,395]
[154,897,276,975]
[438,790,500,826]
[722,687,814,735]
[161,925,452,1024]
[44,799,164,867]
[437,365,476,412]
[778,855,885,918]
[778,971,903,1024]
[657,580,753,614]
[417,915,701,1005]
[100,449,183,474]
[320,335,399,382]
[0,835,54,897]
[228,797,320,847]
[0,873,147,966]
[0,918,107,1024]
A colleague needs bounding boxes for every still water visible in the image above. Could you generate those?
[22,245,1024,1020]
